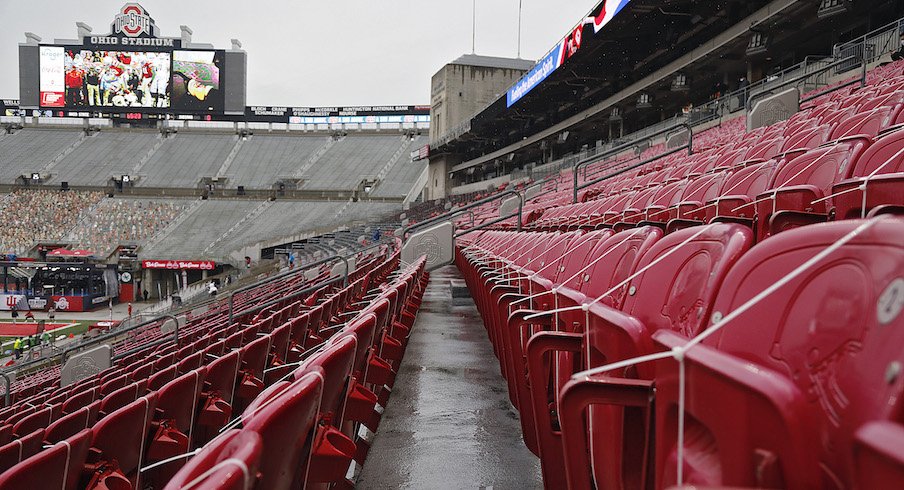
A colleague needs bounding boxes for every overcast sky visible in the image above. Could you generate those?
[0,0,599,107]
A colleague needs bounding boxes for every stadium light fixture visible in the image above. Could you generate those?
[637,93,653,109]
[671,73,689,92]
[818,0,851,18]
[746,31,769,56]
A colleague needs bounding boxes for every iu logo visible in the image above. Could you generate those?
[114,3,153,37]
[5,296,17,309]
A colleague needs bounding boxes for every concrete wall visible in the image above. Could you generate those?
[427,59,529,199]
[429,63,527,142]
[425,153,459,201]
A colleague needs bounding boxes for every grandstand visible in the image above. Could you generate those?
[2,0,904,489]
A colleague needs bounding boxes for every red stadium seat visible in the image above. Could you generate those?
[241,371,323,490]
[830,104,904,139]
[554,223,752,490]
[163,430,263,490]
[0,429,44,474]
[0,429,92,490]
[146,367,208,485]
[651,218,904,488]
[44,400,100,444]
[85,394,158,489]
[833,127,904,219]
[754,136,870,240]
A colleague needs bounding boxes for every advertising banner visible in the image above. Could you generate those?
[40,46,66,107]
[506,0,632,107]
[142,260,216,270]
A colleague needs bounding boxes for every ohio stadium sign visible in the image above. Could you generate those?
[87,3,180,47]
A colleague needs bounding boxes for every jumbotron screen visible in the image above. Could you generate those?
[38,46,224,112]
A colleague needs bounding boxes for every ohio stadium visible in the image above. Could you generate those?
[0,0,903,488]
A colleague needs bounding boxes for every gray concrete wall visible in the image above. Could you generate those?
[429,63,527,142]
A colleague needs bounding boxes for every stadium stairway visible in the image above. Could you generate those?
[356,265,542,489]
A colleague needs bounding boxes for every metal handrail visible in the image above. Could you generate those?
[0,373,9,407]
[573,123,693,203]
[60,314,179,365]
[746,55,862,110]
[229,254,344,323]
[575,144,694,204]
[401,189,525,238]
[229,242,389,322]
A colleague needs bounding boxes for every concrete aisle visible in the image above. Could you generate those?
[356,266,542,489]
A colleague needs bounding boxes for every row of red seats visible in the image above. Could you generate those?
[457,219,904,489]
[1,248,383,402]
[0,249,428,488]
[0,252,389,461]
[526,110,904,241]
[502,63,904,236]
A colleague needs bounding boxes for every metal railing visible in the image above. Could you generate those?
[747,55,865,110]
[835,18,904,69]
[573,123,693,203]
[0,242,393,405]
[402,189,525,239]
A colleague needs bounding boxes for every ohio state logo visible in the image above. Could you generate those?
[55,297,70,311]
[114,3,153,37]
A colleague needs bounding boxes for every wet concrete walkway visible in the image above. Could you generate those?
[357,266,542,489]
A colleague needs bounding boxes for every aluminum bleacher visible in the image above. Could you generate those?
[0,130,423,198]
[372,135,427,198]
[140,199,402,261]
[302,135,407,191]
[138,134,236,188]
[0,129,84,184]
[226,134,329,189]
[50,131,159,186]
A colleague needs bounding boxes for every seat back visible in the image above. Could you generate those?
[769,136,869,193]
[242,372,323,490]
[334,313,379,378]
[674,171,727,220]
[710,160,777,219]
[162,429,263,490]
[830,104,903,140]
[44,401,100,444]
[12,406,53,438]
[0,429,44,474]
[147,364,179,391]
[572,226,663,310]
[90,393,159,488]
[157,368,207,437]
[0,429,92,490]
[848,127,904,177]
[293,335,356,427]
[587,223,753,371]
[654,219,904,488]
[782,123,832,151]
[98,380,148,417]
[554,230,614,291]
